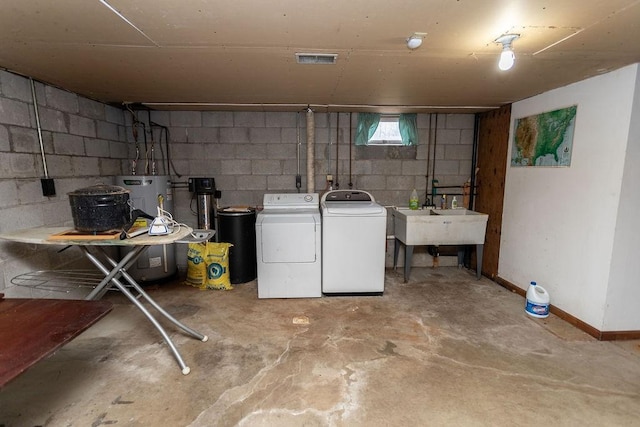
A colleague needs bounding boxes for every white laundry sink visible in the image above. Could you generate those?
[392,207,488,246]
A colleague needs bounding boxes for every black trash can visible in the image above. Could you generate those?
[217,207,257,284]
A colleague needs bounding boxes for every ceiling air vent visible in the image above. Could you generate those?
[295,53,338,65]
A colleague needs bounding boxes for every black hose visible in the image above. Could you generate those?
[430,114,439,203]
[296,111,301,192]
[335,112,340,189]
[155,127,167,175]
[165,127,181,178]
[470,114,480,210]
[136,121,148,174]
[431,114,438,183]
[424,113,432,204]
[148,119,167,175]
[150,120,181,178]
[348,112,353,188]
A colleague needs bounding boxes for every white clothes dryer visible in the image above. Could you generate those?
[255,193,321,298]
[321,190,387,294]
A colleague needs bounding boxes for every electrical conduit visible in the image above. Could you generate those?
[30,78,48,179]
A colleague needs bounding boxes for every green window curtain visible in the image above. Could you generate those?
[399,113,418,146]
[355,112,380,146]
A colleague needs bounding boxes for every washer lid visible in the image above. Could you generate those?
[323,201,385,215]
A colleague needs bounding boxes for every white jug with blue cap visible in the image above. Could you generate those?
[525,281,550,318]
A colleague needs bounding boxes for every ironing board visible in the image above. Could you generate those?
[0,226,213,375]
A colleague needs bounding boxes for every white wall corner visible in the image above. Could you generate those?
[603,64,640,331]
[499,63,640,331]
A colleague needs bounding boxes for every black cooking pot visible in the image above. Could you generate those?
[68,184,131,233]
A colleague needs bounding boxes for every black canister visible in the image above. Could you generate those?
[68,184,131,233]
[217,207,257,284]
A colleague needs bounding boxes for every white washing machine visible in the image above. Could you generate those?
[321,190,387,294]
[255,193,321,298]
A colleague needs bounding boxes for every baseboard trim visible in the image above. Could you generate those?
[493,276,640,341]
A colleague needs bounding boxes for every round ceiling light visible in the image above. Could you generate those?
[495,34,520,71]
[499,49,515,71]
[406,32,427,50]
[407,36,423,50]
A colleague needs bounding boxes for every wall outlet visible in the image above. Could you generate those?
[326,174,333,181]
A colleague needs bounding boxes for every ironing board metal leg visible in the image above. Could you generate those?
[84,246,145,300]
[100,249,208,341]
[78,246,193,374]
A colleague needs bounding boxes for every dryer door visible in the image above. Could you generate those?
[259,215,318,263]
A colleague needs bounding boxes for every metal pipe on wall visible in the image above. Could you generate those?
[327,111,332,181]
[306,107,315,193]
[296,112,302,192]
[30,78,47,177]
[30,78,55,196]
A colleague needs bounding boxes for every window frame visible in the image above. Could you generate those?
[366,114,403,146]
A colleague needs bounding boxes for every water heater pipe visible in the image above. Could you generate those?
[306,107,315,193]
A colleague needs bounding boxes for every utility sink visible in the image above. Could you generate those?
[392,207,488,246]
[392,207,489,281]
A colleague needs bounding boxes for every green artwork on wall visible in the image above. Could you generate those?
[511,105,577,167]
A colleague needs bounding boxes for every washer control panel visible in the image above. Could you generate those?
[322,190,374,203]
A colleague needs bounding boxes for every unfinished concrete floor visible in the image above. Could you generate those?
[1,266,640,426]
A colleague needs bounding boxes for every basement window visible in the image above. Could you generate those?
[367,115,403,145]
[355,113,418,146]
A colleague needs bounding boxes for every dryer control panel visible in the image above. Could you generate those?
[263,193,319,208]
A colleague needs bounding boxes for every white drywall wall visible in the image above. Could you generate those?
[500,64,639,331]
[604,68,640,331]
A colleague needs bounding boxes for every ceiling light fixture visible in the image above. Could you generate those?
[406,32,427,50]
[495,34,519,71]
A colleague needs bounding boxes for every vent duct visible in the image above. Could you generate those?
[295,53,338,65]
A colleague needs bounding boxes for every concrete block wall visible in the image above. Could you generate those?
[0,69,476,291]
[137,110,476,229]
[0,70,127,295]
[129,110,474,270]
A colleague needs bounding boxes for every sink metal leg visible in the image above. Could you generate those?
[457,248,464,268]
[393,238,401,270]
[404,245,414,283]
[476,244,484,279]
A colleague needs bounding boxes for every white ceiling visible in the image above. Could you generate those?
[2,0,640,113]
